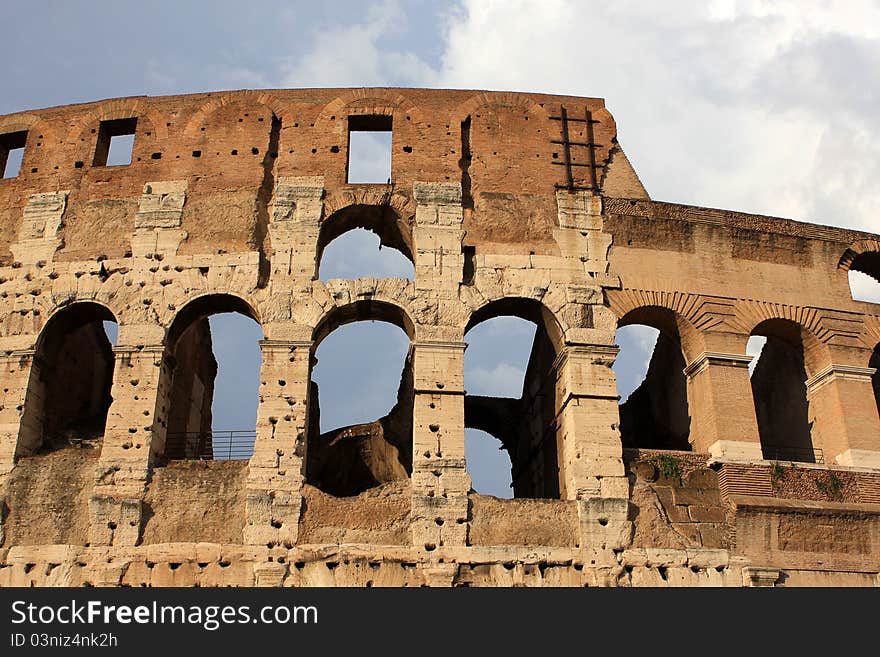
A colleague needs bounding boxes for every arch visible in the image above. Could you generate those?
[843,245,880,302]
[466,296,565,353]
[159,294,263,461]
[70,98,167,144]
[312,298,415,350]
[317,202,414,278]
[0,113,57,168]
[464,298,562,499]
[17,302,118,457]
[453,91,550,125]
[740,310,829,378]
[166,293,260,347]
[749,318,817,463]
[615,306,692,451]
[307,304,414,497]
[183,91,290,137]
[0,112,44,136]
[314,90,427,132]
[606,289,710,362]
[322,188,416,231]
[839,239,880,280]
[35,301,117,355]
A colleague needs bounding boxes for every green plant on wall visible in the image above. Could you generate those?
[815,472,843,500]
[653,454,682,480]
[770,462,786,488]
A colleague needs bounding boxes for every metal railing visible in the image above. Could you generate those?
[762,445,824,464]
[163,430,256,461]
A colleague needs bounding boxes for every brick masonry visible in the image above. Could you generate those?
[0,88,878,587]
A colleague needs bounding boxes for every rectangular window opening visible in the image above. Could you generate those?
[1,130,28,179]
[93,117,137,167]
[347,114,392,184]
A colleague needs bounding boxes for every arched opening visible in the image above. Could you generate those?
[317,204,414,281]
[749,319,816,462]
[614,308,691,451]
[306,301,414,497]
[18,302,118,456]
[161,295,263,461]
[845,250,880,302]
[464,299,562,499]
[849,271,880,303]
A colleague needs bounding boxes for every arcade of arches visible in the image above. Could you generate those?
[1,88,880,588]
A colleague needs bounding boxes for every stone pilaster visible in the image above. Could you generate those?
[410,340,470,552]
[244,339,311,547]
[269,176,324,279]
[806,364,880,468]
[413,182,464,290]
[684,351,763,461]
[89,342,168,547]
[10,191,68,265]
[0,349,39,472]
[131,181,188,258]
[555,344,628,499]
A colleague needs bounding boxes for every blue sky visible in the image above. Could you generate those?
[4,1,879,496]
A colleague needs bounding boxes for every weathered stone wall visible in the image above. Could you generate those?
[0,88,877,587]
[141,460,247,544]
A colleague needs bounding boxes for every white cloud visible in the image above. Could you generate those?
[613,325,659,402]
[465,362,526,398]
[746,335,768,376]
[849,270,880,303]
[432,1,880,232]
[280,0,437,87]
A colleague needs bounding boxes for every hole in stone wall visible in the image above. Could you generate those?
[464,304,562,500]
[319,228,414,281]
[317,204,414,281]
[462,245,476,285]
[746,335,767,377]
[307,318,412,496]
[614,324,659,404]
[18,303,118,456]
[749,319,817,463]
[614,310,691,451]
[849,269,880,303]
[161,296,263,462]
[347,115,392,184]
[465,428,513,499]
[93,117,137,167]
[0,130,27,178]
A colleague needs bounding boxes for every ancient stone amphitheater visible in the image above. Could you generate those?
[0,88,877,587]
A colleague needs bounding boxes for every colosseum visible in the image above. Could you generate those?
[0,87,877,588]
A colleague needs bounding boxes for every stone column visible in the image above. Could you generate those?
[89,342,169,547]
[244,339,311,546]
[684,351,763,461]
[807,364,880,468]
[410,340,470,552]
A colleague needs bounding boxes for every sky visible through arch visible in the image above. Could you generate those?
[5,0,879,497]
